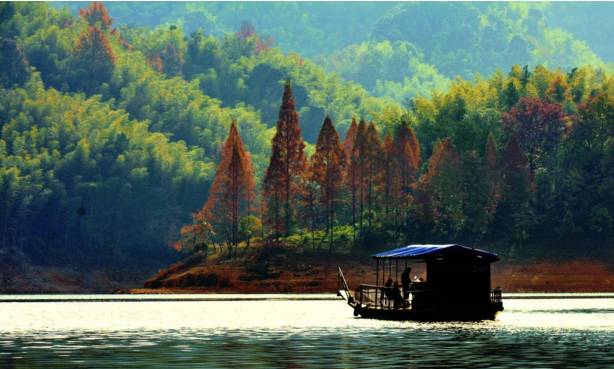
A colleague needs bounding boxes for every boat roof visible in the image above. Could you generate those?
[373,244,498,262]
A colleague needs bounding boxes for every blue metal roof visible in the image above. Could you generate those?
[373,244,498,261]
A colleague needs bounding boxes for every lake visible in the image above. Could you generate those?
[1,294,613,368]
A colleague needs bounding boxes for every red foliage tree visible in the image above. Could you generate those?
[309,116,345,251]
[415,138,462,235]
[263,80,307,237]
[346,119,367,243]
[236,21,256,41]
[343,117,358,162]
[391,124,421,226]
[382,133,394,217]
[148,53,163,73]
[503,97,566,181]
[347,120,366,235]
[73,26,116,93]
[255,37,274,54]
[502,134,529,181]
[79,2,112,30]
[498,133,533,246]
[364,122,383,230]
[183,121,255,253]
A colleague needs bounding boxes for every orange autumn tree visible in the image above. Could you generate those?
[263,79,307,237]
[497,133,534,247]
[363,122,383,231]
[382,133,394,218]
[72,25,115,94]
[348,120,383,236]
[343,117,359,244]
[343,117,358,163]
[414,138,462,238]
[79,2,112,30]
[309,116,346,251]
[178,121,255,254]
[347,119,368,242]
[391,123,421,230]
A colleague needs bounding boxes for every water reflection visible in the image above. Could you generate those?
[0,296,613,368]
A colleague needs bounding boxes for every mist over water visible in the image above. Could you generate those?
[1,295,613,368]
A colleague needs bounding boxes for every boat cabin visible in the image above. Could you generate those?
[338,244,503,321]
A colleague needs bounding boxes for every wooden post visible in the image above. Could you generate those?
[387,259,392,310]
[375,259,379,307]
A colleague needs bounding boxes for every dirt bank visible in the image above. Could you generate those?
[133,248,614,294]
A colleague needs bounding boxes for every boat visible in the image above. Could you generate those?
[337,244,504,321]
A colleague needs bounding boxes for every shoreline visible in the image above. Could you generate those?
[1,292,614,302]
[136,250,614,295]
[2,249,612,294]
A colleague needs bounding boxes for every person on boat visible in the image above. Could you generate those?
[401,267,411,301]
[392,281,403,309]
[381,277,393,307]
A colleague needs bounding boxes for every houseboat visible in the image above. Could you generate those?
[337,244,503,321]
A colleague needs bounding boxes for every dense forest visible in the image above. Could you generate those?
[58,2,612,103]
[1,2,613,275]
[179,71,614,260]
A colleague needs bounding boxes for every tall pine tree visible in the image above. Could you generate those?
[343,117,358,162]
[72,26,115,94]
[79,2,113,30]
[415,138,462,239]
[392,123,421,230]
[309,116,345,251]
[194,121,255,253]
[497,133,533,249]
[364,122,383,231]
[348,119,368,240]
[263,80,307,237]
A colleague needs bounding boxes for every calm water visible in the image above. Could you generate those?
[1,294,613,368]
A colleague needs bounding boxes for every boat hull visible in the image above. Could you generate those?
[352,302,503,321]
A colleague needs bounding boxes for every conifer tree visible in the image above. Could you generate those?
[382,133,394,218]
[348,120,368,240]
[263,80,307,237]
[364,122,383,230]
[485,132,500,213]
[309,116,345,251]
[79,2,113,30]
[498,134,533,248]
[72,26,116,94]
[392,124,421,229]
[342,117,359,244]
[485,132,498,171]
[160,26,185,76]
[415,138,462,238]
[343,117,358,162]
[195,121,256,253]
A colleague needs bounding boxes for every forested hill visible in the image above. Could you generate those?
[57,2,613,104]
[1,2,613,289]
[0,2,397,272]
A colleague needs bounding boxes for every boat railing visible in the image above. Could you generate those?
[356,284,411,310]
[490,288,502,304]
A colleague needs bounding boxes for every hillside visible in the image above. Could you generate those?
[1,2,613,292]
[58,2,614,103]
[0,2,399,277]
